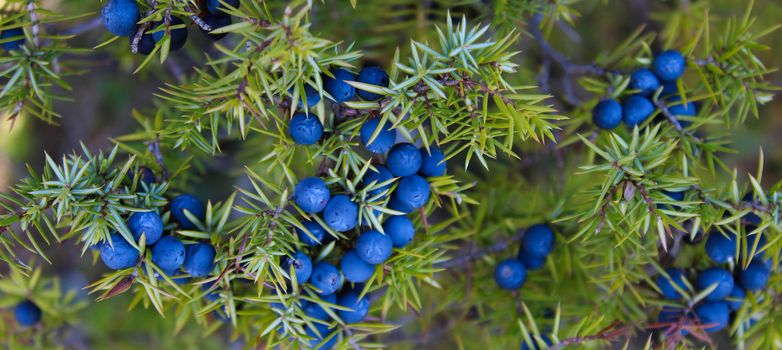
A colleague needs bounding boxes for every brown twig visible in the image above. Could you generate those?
[550,321,633,349]
[653,99,684,132]
[435,228,527,269]
[190,14,212,31]
[26,0,39,48]
[594,188,614,234]
[131,0,158,54]
[146,134,169,180]
[529,15,619,77]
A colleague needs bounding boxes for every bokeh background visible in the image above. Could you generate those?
[0,0,780,348]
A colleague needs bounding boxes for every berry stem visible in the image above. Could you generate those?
[190,14,212,32]
[131,0,158,54]
[654,99,685,132]
[146,134,169,180]
[653,99,704,143]
[26,0,39,48]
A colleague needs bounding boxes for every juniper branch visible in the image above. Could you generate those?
[190,10,212,32]
[26,0,39,48]
[131,0,158,54]
[529,14,616,77]
[653,99,685,132]
[435,229,527,269]
[550,321,633,349]
[146,134,169,180]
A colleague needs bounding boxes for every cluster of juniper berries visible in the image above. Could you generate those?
[592,50,697,130]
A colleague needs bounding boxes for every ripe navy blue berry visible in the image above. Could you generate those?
[622,95,655,127]
[743,233,766,259]
[101,0,140,37]
[629,68,660,96]
[658,190,685,211]
[694,301,729,333]
[388,196,406,214]
[170,194,206,229]
[662,190,685,201]
[137,166,155,185]
[310,262,342,295]
[127,211,163,245]
[652,50,686,82]
[290,84,321,109]
[169,273,191,285]
[281,251,313,284]
[293,177,330,214]
[667,98,697,117]
[521,224,555,258]
[355,230,393,264]
[130,33,155,55]
[591,99,622,130]
[100,233,139,270]
[322,194,358,231]
[363,165,394,197]
[89,241,104,251]
[494,258,527,290]
[183,242,216,277]
[705,232,736,264]
[727,285,745,311]
[360,118,396,154]
[324,68,356,103]
[152,17,188,51]
[341,249,375,283]
[656,268,688,300]
[356,66,389,101]
[207,0,240,15]
[337,290,370,324]
[297,219,328,246]
[289,112,323,145]
[151,235,186,272]
[661,80,679,97]
[201,13,231,41]
[667,97,697,127]
[14,300,41,327]
[382,215,415,248]
[390,175,430,213]
[302,293,337,321]
[739,259,771,291]
[519,253,546,270]
[742,192,763,226]
[419,146,446,177]
[387,143,422,177]
[1,28,25,51]
[697,267,735,301]
[744,212,762,227]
